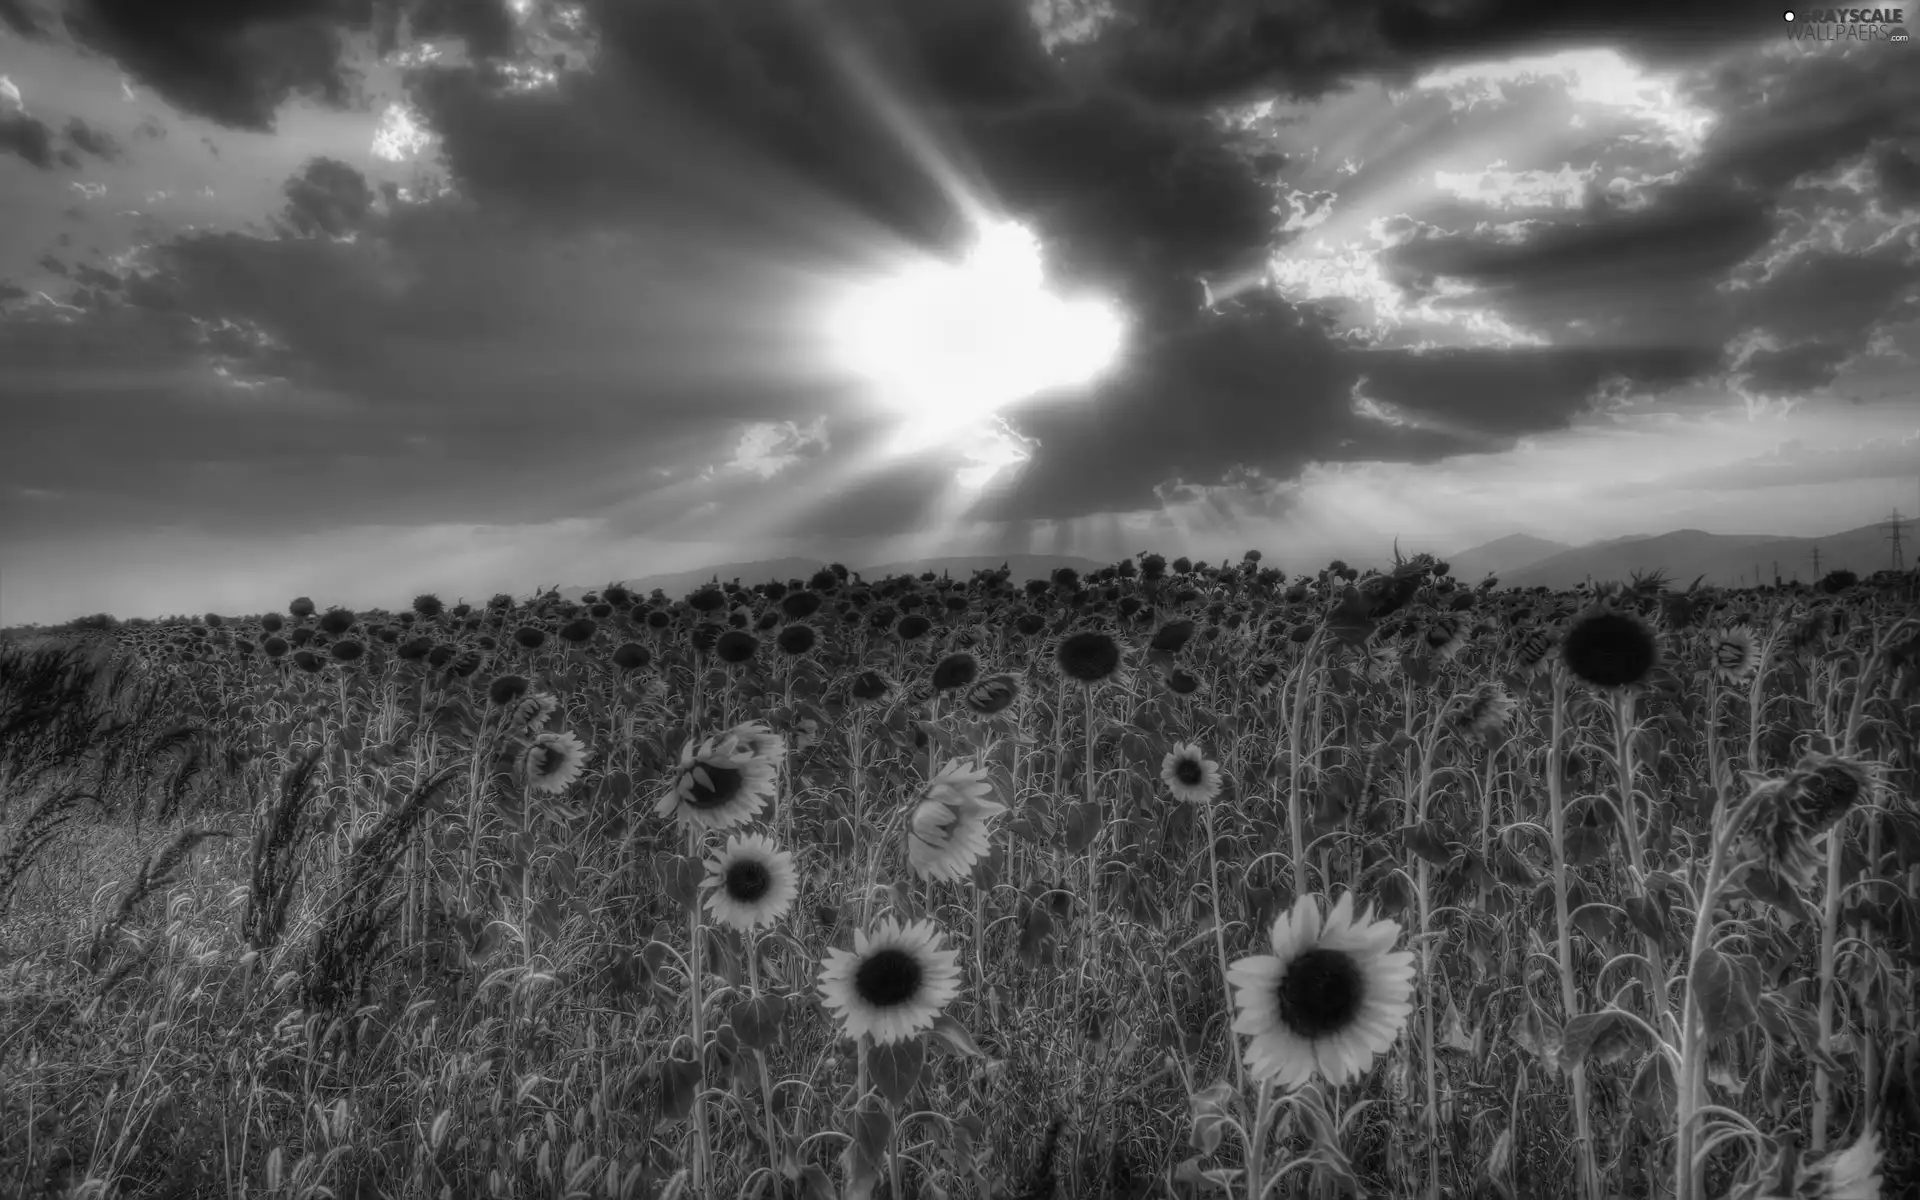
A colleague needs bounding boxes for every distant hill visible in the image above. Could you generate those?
[1500,524,1896,589]
[561,553,1111,601]
[1444,534,1574,583]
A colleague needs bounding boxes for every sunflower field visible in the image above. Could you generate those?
[2,552,1918,1200]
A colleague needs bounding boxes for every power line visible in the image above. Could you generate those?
[1809,544,1821,578]
[1887,508,1910,571]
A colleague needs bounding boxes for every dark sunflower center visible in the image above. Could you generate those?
[683,763,744,809]
[724,858,773,903]
[852,947,923,1009]
[531,745,558,775]
[1275,947,1366,1039]
[1175,758,1204,786]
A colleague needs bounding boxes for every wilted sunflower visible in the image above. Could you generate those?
[906,761,1006,883]
[1561,604,1659,689]
[1737,756,1873,891]
[702,832,799,932]
[1160,742,1222,804]
[1710,625,1762,686]
[1245,659,1282,696]
[1424,615,1468,662]
[849,669,898,705]
[1228,892,1416,1089]
[1787,753,1873,837]
[1164,667,1203,696]
[524,730,590,794]
[961,672,1022,716]
[654,731,779,832]
[1512,626,1559,676]
[1450,682,1516,741]
[507,692,560,736]
[818,918,964,1046]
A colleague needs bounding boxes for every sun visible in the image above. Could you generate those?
[823,219,1128,450]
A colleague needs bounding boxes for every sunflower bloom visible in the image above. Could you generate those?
[1228,892,1416,1089]
[726,720,787,771]
[702,832,798,932]
[654,730,779,832]
[818,918,963,1046]
[1161,742,1222,804]
[523,730,589,794]
[906,761,1006,883]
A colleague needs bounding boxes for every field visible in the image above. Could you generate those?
[2,553,1917,1200]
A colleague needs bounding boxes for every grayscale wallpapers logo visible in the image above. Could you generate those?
[1783,8,1910,40]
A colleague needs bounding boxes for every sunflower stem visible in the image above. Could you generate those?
[1545,670,1601,1200]
[1284,632,1321,901]
[1202,795,1246,1096]
[746,946,783,1193]
[1244,1077,1274,1200]
[685,823,714,1200]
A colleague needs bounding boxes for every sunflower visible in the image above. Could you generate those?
[818,917,964,1046]
[701,832,799,932]
[1227,891,1416,1089]
[1561,605,1659,690]
[962,672,1022,716]
[1512,626,1559,676]
[1817,1126,1882,1200]
[1055,630,1122,684]
[1785,752,1872,836]
[1450,682,1516,741]
[654,730,780,832]
[1710,625,1761,686]
[726,720,787,771]
[524,730,590,794]
[849,669,898,705]
[1245,658,1282,696]
[931,651,980,692]
[906,761,1006,883]
[507,692,560,736]
[1424,614,1468,662]
[1160,742,1222,804]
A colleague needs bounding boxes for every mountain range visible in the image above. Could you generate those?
[1483,523,1904,589]
[560,522,1908,600]
[559,554,1111,600]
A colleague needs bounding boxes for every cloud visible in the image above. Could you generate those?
[5,0,1915,597]
[1660,430,1920,492]
[0,110,60,168]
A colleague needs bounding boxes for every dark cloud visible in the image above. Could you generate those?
[17,0,1914,548]
[0,111,57,169]
[279,156,375,238]
[1068,0,1787,107]
[64,0,367,131]
[63,117,121,162]
[0,283,26,304]
[0,0,46,37]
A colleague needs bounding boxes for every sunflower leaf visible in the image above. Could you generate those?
[1188,1081,1239,1155]
[1558,1009,1649,1071]
[865,1038,924,1107]
[1691,947,1761,1046]
[928,1013,986,1058]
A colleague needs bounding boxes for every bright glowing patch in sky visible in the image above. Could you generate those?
[824,219,1128,451]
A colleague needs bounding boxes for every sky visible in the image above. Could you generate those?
[1,0,1918,623]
